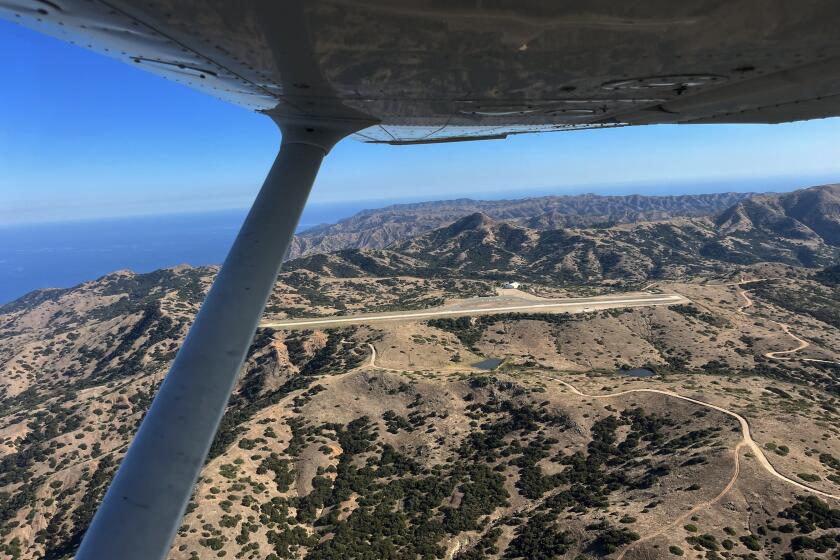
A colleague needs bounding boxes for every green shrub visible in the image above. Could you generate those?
[740,534,761,551]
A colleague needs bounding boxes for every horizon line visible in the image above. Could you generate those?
[2,172,837,228]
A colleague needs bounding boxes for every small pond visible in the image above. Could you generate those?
[473,358,503,371]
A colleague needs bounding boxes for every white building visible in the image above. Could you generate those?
[502,281,521,289]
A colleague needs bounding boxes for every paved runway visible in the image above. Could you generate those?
[261,291,690,330]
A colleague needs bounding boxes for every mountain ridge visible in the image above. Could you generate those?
[288,191,758,258]
[287,185,840,285]
[716,184,840,244]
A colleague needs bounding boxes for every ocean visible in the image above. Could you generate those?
[0,200,377,304]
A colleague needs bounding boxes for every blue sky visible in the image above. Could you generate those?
[2,18,840,224]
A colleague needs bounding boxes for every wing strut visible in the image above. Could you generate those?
[75,122,359,560]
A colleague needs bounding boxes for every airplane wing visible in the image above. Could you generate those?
[3,2,840,559]
[4,1,840,144]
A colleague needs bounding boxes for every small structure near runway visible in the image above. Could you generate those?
[502,281,521,289]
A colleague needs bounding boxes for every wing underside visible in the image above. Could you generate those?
[3,0,840,144]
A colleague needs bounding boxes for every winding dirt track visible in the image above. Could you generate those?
[736,282,807,358]
[366,339,839,555]
[366,343,381,369]
[609,280,839,556]
[615,440,745,560]
[365,343,838,500]
[765,322,810,359]
[528,373,839,559]
[736,280,838,365]
[538,374,839,501]
[537,376,749,560]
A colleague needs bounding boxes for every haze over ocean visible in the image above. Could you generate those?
[2,174,836,305]
[0,200,365,305]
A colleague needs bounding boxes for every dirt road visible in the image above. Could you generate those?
[736,280,838,365]
[534,372,840,559]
